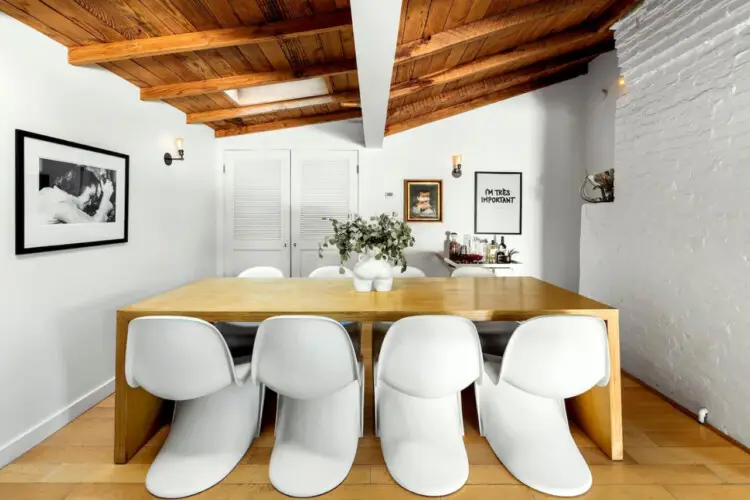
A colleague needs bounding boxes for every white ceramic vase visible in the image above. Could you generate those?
[353,250,393,292]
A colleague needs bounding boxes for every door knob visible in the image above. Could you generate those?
[284,242,288,247]
[293,243,297,247]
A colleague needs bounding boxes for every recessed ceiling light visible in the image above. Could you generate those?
[225,78,330,106]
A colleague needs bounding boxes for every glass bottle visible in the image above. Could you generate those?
[497,236,508,263]
[449,233,460,259]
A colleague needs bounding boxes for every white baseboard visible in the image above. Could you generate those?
[0,377,115,468]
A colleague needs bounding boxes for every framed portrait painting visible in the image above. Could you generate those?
[15,130,129,255]
[404,179,443,223]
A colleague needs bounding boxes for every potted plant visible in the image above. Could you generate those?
[319,213,415,292]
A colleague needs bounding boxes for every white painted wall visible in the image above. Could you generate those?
[219,76,588,289]
[0,14,217,465]
[580,0,750,446]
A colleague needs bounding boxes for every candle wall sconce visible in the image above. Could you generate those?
[164,138,185,166]
[451,154,462,178]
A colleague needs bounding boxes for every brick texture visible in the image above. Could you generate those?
[580,0,750,447]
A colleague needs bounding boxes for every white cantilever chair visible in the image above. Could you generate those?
[125,317,263,499]
[391,265,426,277]
[238,266,285,278]
[218,266,285,360]
[375,316,483,496]
[308,266,354,278]
[450,267,518,355]
[252,316,364,497]
[450,266,495,277]
[476,315,610,497]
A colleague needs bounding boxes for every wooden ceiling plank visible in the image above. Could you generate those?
[140,59,357,100]
[388,53,597,123]
[187,91,360,123]
[0,0,75,45]
[593,0,642,32]
[386,64,588,135]
[2,0,105,43]
[389,29,609,100]
[215,109,362,137]
[68,10,353,65]
[394,0,583,64]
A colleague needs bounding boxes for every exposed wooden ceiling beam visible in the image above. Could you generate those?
[390,30,611,101]
[388,55,599,124]
[394,0,584,65]
[350,0,402,148]
[592,0,643,32]
[140,60,357,101]
[385,65,589,136]
[68,10,352,66]
[214,109,362,138]
[186,92,360,124]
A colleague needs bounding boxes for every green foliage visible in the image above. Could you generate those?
[318,213,415,272]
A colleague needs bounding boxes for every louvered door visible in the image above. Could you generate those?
[224,150,291,276]
[290,150,359,277]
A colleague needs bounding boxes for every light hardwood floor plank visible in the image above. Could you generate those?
[667,485,750,500]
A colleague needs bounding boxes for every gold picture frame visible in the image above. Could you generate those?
[404,179,443,223]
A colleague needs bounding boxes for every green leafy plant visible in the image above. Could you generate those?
[319,213,415,273]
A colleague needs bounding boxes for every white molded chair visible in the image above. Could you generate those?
[451,266,495,277]
[308,266,354,278]
[238,266,285,278]
[219,266,285,358]
[125,317,263,499]
[391,265,426,277]
[476,315,610,497]
[375,316,483,496]
[252,316,364,497]
[450,268,518,355]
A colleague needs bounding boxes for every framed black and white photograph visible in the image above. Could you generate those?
[474,171,522,235]
[15,130,129,254]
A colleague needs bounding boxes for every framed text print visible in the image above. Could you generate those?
[474,171,522,235]
[16,130,129,254]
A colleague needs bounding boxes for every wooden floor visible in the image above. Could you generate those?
[1,373,749,499]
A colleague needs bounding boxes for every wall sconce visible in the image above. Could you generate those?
[451,154,462,178]
[164,138,185,166]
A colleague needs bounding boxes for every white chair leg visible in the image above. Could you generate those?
[478,360,591,497]
[145,380,262,499]
[269,379,361,498]
[379,383,468,497]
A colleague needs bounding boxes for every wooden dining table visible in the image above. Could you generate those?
[114,276,622,464]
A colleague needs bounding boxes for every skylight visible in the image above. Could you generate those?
[225,78,330,106]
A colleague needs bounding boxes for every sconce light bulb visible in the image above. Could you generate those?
[452,154,462,167]
[617,76,625,87]
[176,137,184,151]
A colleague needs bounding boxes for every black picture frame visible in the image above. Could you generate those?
[15,130,130,255]
[474,171,523,235]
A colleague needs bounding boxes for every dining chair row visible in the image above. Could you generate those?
[125,313,610,499]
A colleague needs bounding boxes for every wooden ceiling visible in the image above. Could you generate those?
[0,0,639,141]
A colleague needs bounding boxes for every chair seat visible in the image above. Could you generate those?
[381,436,469,497]
[269,443,356,498]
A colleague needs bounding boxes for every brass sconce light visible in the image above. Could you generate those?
[164,138,185,166]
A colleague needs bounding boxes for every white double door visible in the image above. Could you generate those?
[224,150,358,277]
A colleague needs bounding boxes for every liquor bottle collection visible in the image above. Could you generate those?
[448,233,515,264]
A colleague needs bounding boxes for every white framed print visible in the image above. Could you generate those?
[474,171,522,235]
[15,130,129,254]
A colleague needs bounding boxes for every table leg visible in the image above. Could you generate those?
[567,313,624,460]
[114,312,165,464]
[361,322,375,436]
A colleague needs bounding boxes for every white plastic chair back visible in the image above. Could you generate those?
[238,266,285,278]
[500,315,610,399]
[308,266,354,278]
[378,316,483,398]
[451,267,494,278]
[392,265,426,278]
[126,316,236,401]
[251,316,360,399]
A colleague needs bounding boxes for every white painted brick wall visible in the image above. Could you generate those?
[580,0,750,446]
